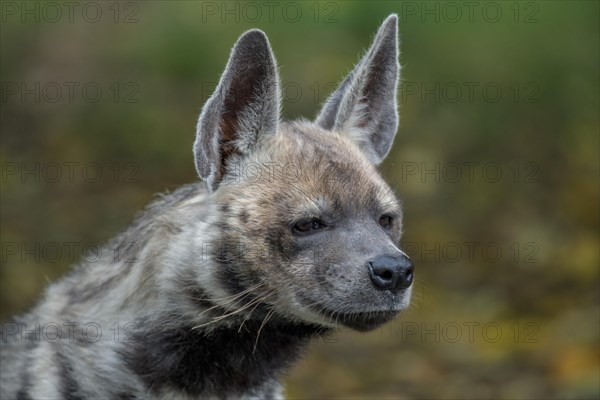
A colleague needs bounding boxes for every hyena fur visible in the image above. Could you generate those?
[1,14,415,399]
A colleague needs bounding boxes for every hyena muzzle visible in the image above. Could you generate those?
[1,14,414,399]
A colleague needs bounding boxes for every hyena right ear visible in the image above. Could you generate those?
[316,14,399,165]
[194,29,280,191]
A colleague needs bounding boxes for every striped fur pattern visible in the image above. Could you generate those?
[1,15,411,399]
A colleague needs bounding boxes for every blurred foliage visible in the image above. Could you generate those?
[1,1,598,398]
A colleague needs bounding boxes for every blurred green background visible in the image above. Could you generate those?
[1,1,598,398]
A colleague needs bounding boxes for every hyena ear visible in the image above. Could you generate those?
[194,29,280,191]
[316,14,399,164]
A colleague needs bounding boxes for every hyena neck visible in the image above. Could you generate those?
[126,315,327,396]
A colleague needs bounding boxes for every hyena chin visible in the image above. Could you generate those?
[1,14,414,400]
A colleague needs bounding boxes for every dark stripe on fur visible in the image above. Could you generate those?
[124,317,326,396]
[57,352,84,400]
[184,285,222,310]
[16,389,32,400]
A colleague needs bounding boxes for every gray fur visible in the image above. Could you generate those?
[316,14,400,164]
[1,15,410,400]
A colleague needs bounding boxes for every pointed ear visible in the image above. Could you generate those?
[194,29,280,191]
[316,14,399,164]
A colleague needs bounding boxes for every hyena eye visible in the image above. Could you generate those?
[293,219,325,235]
[379,214,394,229]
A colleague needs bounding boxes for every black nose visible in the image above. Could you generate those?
[368,254,414,291]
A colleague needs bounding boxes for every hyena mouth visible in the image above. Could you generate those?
[303,300,401,331]
[327,310,400,332]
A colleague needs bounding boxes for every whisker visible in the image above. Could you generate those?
[194,282,267,317]
[238,292,276,333]
[192,289,277,330]
[253,307,276,353]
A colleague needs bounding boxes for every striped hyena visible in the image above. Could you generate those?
[1,14,414,399]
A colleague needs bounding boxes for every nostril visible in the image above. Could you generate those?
[399,264,414,289]
[379,270,393,281]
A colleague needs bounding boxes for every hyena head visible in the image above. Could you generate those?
[194,15,412,332]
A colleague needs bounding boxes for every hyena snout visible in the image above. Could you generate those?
[368,254,414,292]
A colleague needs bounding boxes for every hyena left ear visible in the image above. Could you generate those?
[194,29,280,191]
[316,14,399,164]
